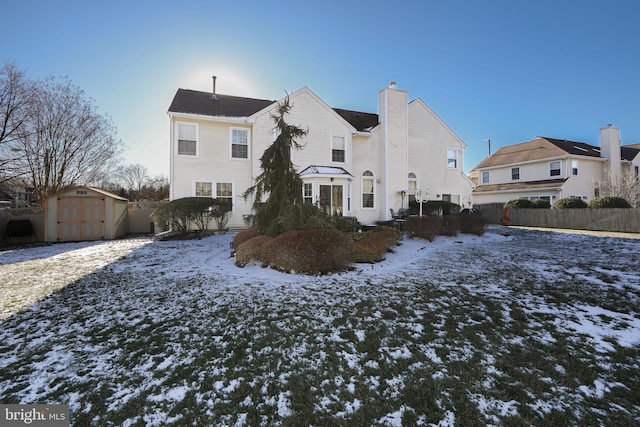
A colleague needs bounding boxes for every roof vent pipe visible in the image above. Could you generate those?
[211,76,217,100]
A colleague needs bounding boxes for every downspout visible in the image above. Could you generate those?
[168,115,174,200]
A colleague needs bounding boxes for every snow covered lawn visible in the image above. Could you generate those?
[0,226,639,425]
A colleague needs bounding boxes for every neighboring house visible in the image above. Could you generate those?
[472,125,640,205]
[167,81,474,229]
[0,181,36,208]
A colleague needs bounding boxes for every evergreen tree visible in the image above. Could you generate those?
[244,96,331,236]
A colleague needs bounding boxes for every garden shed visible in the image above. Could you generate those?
[45,186,128,242]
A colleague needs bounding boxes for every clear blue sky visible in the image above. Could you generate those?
[3,0,639,177]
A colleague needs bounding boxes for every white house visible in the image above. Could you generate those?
[471,125,640,205]
[167,81,474,229]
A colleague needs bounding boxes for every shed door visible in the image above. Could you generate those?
[57,197,105,241]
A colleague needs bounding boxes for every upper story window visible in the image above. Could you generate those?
[408,172,417,195]
[332,136,345,163]
[511,167,520,180]
[482,171,490,184]
[195,181,212,197]
[550,161,561,177]
[635,166,639,179]
[231,128,249,159]
[362,170,374,208]
[177,123,197,155]
[572,160,579,176]
[447,149,458,169]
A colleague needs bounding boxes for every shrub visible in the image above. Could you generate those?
[235,235,273,267]
[233,225,260,249]
[531,199,551,209]
[440,215,460,237]
[504,199,533,209]
[588,196,632,208]
[554,197,588,209]
[331,216,361,232]
[353,234,389,263]
[405,216,442,241]
[374,227,403,246]
[260,229,354,274]
[151,197,232,234]
[458,213,488,236]
[417,200,462,216]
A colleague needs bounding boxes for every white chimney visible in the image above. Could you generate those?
[600,124,621,180]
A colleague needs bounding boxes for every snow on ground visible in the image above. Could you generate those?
[0,226,639,426]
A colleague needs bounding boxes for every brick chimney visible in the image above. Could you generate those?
[600,124,621,180]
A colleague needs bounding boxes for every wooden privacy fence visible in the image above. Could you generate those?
[474,204,640,233]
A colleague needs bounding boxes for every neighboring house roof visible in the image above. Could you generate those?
[544,137,602,157]
[168,89,381,132]
[473,178,568,193]
[475,138,567,169]
[475,136,639,170]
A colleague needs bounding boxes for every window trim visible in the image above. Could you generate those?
[572,160,579,176]
[331,135,346,164]
[194,181,213,197]
[215,181,234,212]
[361,170,375,209]
[176,122,199,157]
[549,161,561,177]
[447,148,458,169]
[229,127,250,160]
[511,167,520,181]
[481,171,490,184]
[303,182,313,204]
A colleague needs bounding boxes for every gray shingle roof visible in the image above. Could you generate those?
[168,89,380,132]
[168,89,275,117]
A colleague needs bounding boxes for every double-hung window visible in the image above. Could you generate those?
[362,170,374,208]
[447,149,458,169]
[572,160,579,176]
[303,183,313,204]
[195,181,212,197]
[231,129,249,159]
[332,136,345,163]
[216,183,233,209]
[178,123,197,155]
[550,161,561,177]
[482,171,490,184]
[511,167,520,180]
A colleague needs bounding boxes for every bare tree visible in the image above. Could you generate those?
[16,76,123,204]
[594,169,640,208]
[118,163,149,200]
[0,62,32,183]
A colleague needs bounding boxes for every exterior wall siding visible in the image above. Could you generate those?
[169,85,474,230]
